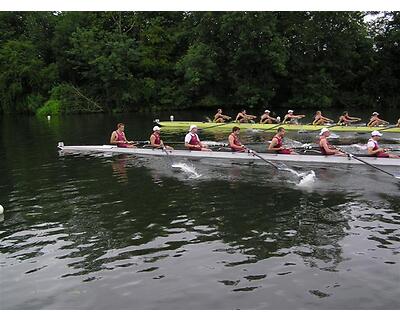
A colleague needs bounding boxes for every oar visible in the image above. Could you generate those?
[338,149,400,180]
[299,122,341,134]
[245,148,280,170]
[378,124,398,132]
[199,121,233,130]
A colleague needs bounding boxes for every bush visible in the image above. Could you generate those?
[36,99,61,116]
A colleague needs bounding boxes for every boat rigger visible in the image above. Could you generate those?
[57,143,400,167]
[155,121,400,133]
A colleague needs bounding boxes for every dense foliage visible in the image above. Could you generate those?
[0,11,399,115]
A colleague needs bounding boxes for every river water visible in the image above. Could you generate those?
[0,112,399,309]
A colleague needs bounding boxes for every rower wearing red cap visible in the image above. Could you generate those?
[268,127,296,154]
[367,131,399,158]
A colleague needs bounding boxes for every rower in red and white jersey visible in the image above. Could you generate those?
[367,131,399,158]
[149,126,173,150]
[228,127,246,152]
[184,125,212,151]
[318,128,344,156]
[337,111,361,125]
[268,127,296,154]
[110,123,136,148]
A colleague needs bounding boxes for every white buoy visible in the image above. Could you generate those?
[170,115,174,121]
[0,205,4,214]
[47,115,51,121]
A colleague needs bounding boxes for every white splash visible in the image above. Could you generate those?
[350,143,367,150]
[296,170,316,187]
[172,162,201,178]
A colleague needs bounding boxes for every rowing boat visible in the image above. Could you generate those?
[155,121,400,133]
[57,143,400,167]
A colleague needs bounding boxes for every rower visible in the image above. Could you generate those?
[184,125,212,151]
[338,111,361,125]
[110,123,136,148]
[367,112,389,127]
[268,127,296,154]
[260,109,279,124]
[313,111,333,125]
[367,131,399,158]
[235,109,257,123]
[228,127,246,152]
[282,109,305,124]
[319,128,344,156]
[214,108,231,123]
[397,118,400,127]
[150,126,173,150]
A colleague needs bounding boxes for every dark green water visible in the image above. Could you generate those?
[0,113,399,309]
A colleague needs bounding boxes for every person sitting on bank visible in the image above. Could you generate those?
[214,109,231,123]
[184,125,212,151]
[319,128,344,156]
[282,109,305,124]
[260,109,279,124]
[268,127,296,154]
[235,109,257,123]
[110,123,136,148]
[150,126,173,150]
[228,127,246,152]
[367,131,399,158]
[313,111,334,125]
[337,111,361,125]
[367,112,389,127]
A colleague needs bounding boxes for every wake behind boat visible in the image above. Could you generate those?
[57,142,400,167]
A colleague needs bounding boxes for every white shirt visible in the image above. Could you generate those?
[367,139,377,149]
[185,133,200,144]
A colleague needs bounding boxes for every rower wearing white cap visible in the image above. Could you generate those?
[367,131,399,158]
[282,109,305,124]
[319,128,344,156]
[150,126,173,150]
[367,112,389,127]
[260,109,279,124]
[184,125,212,151]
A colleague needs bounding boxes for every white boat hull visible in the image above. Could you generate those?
[57,144,400,167]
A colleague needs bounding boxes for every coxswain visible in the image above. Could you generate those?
[367,112,389,127]
[150,126,173,150]
[337,111,361,125]
[214,109,231,123]
[260,109,279,124]
[319,128,344,156]
[228,127,246,152]
[268,127,296,154]
[313,111,333,125]
[235,109,257,123]
[184,125,212,151]
[282,110,305,124]
[110,123,136,148]
[367,131,399,158]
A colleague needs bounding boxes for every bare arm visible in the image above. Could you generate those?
[268,138,282,151]
[110,131,119,145]
[321,140,336,155]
